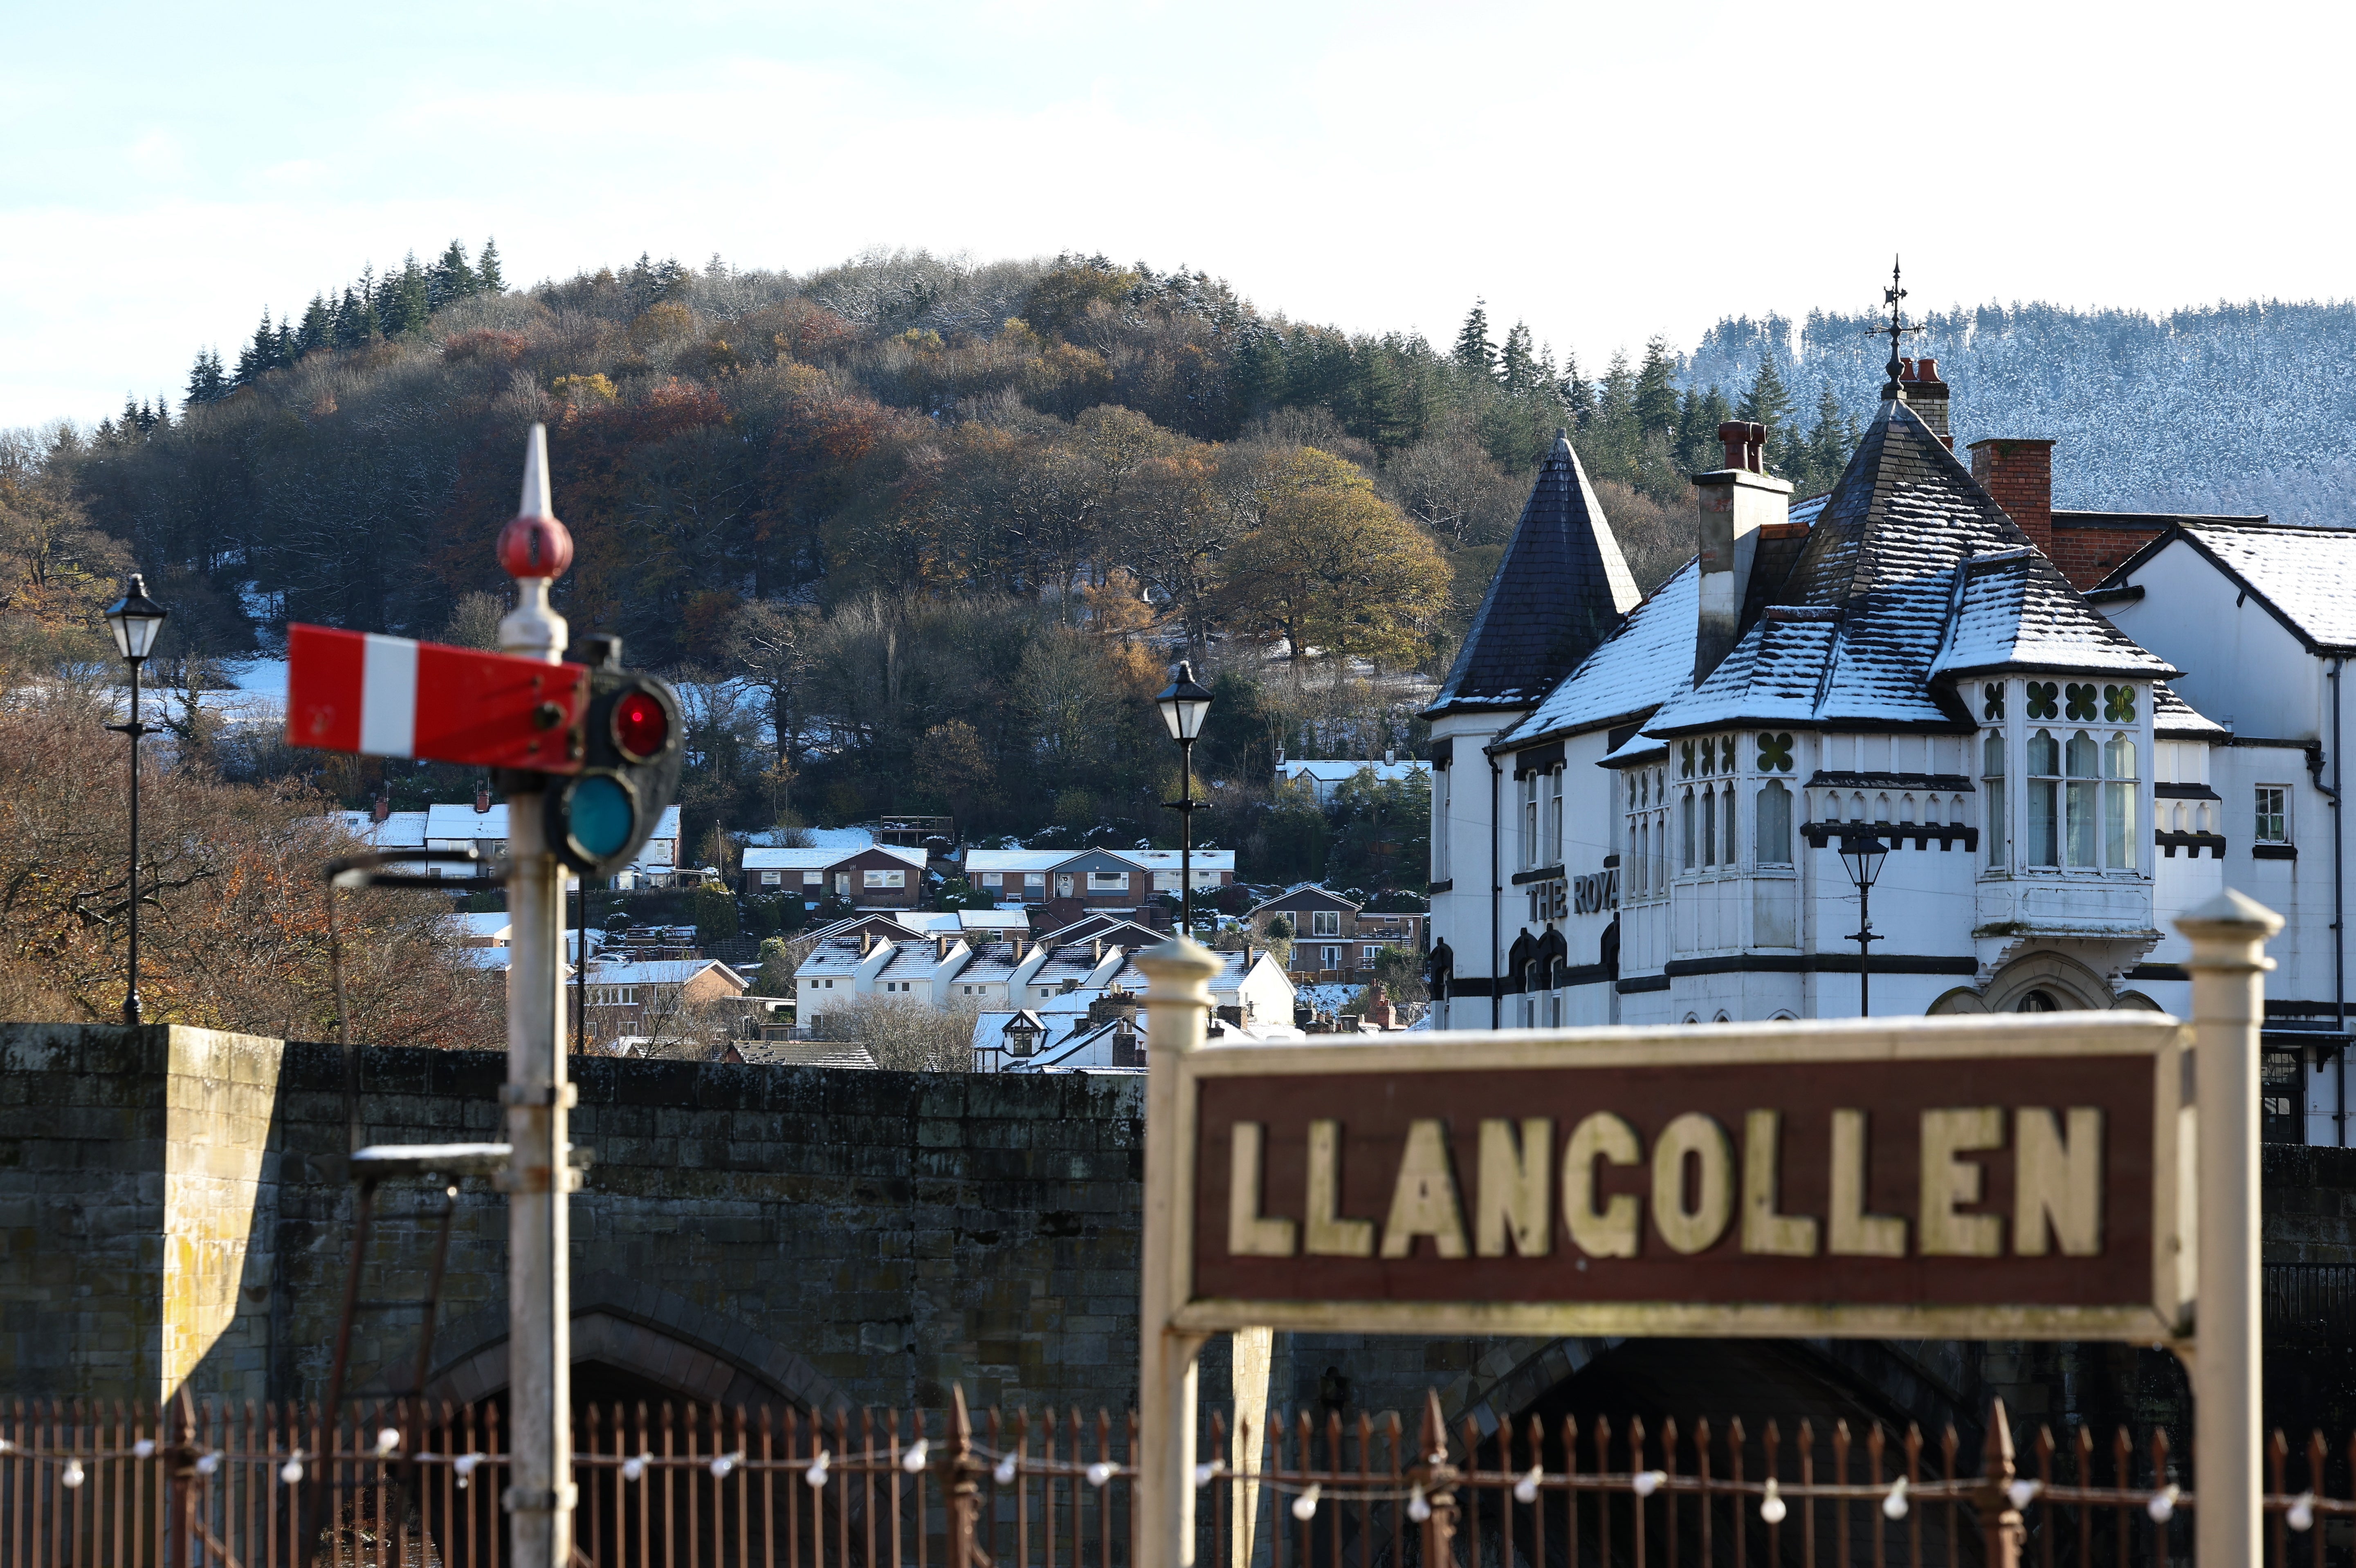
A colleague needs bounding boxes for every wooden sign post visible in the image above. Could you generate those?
[1137,889,2280,1567]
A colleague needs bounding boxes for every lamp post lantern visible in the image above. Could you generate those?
[1154,662,1215,935]
[1837,832,1889,1017]
[103,574,168,1025]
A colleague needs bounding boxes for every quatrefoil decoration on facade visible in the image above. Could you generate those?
[2103,684,2137,723]
[2025,681,2060,720]
[1756,733,1795,772]
[2065,682,2098,721]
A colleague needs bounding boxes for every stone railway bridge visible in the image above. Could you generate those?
[5,1024,2354,1449]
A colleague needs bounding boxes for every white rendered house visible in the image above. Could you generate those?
[1426,380,2266,1056]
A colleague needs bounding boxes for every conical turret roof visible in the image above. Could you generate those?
[1426,431,1641,717]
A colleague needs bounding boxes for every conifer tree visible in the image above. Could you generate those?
[297,294,335,355]
[1498,321,1539,394]
[1452,301,1497,381]
[332,286,375,349]
[274,319,297,367]
[476,237,504,292]
[1738,356,1794,467]
[234,311,276,385]
[1632,336,1680,439]
[184,349,228,408]
[1557,347,1595,428]
[429,239,476,305]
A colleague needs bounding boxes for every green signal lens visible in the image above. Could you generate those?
[566,774,634,860]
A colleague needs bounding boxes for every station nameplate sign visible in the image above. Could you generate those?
[1171,1015,2189,1342]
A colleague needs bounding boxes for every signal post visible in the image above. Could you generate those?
[286,422,682,1568]
[495,426,579,1566]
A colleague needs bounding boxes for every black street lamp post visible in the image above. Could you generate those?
[1154,662,1215,936]
[104,575,169,1025]
[1837,832,1890,1017]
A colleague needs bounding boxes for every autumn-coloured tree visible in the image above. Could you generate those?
[0,691,500,1045]
[1212,448,1451,666]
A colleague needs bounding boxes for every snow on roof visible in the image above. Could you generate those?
[956,908,1033,929]
[1499,558,1698,746]
[1118,848,1238,870]
[961,848,1082,873]
[2172,522,2356,650]
[2153,681,2228,737]
[1275,760,1429,783]
[743,846,865,870]
[1933,551,2177,680]
[806,826,875,849]
[1246,884,1359,915]
[593,959,744,987]
[338,810,429,848]
[425,803,510,838]
[795,938,871,976]
[1108,947,1269,997]
[743,841,925,871]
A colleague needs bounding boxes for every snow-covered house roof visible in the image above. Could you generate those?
[961,848,1081,875]
[425,803,509,840]
[743,842,927,871]
[2153,682,2227,739]
[337,809,429,849]
[1496,560,1699,748]
[1035,915,1165,947]
[1932,550,2176,680]
[1428,431,1643,717]
[590,959,745,989]
[1118,848,1238,872]
[2125,521,2356,652]
[1274,760,1430,785]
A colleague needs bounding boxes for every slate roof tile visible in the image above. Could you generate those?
[1427,431,1642,716]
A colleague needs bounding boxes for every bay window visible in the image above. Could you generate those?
[1982,732,2006,868]
[2027,728,2060,866]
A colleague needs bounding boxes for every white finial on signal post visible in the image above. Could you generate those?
[497,423,572,664]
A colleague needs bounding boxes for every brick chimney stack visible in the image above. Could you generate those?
[1898,358,1952,449]
[1694,420,1790,684]
[1967,438,2055,555]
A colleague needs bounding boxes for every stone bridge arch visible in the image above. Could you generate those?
[352,1270,847,1414]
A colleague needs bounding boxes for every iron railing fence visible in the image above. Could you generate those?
[9,1392,2356,1567]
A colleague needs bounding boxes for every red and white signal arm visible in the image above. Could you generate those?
[285,624,588,774]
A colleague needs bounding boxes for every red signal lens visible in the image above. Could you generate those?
[612,689,669,761]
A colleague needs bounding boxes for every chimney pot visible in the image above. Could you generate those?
[1916,357,1939,381]
[1716,420,1749,471]
[1744,422,1766,474]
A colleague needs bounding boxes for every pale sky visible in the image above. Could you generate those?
[4,0,2345,429]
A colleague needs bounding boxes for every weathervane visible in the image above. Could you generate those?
[1875,255,1927,399]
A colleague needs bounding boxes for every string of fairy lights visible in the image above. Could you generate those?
[0,1431,2332,1532]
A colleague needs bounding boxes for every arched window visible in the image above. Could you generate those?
[1756,780,1792,864]
[2016,989,2058,1013]
[1720,784,1738,864]
[2103,735,2137,869]
[2065,731,2100,867]
[1682,790,1696,870]
[1700,789,1717,867]
[1983,731,2007,868]
[2027,729,2060,866]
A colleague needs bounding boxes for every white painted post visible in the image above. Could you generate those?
[2176,887,2281,1568]
[500,426,575,1568]
[1229,1326,1271,1568]
[1139,935,1218,1568]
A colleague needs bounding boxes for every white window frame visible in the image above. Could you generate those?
[1311,909,1341,937]
[2256,785,2290,844]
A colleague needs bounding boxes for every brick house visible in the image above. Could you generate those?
[1249,885,1426,981]
[740,844,928,908]
[581,958,748,1045]
[959,847,1236,906]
